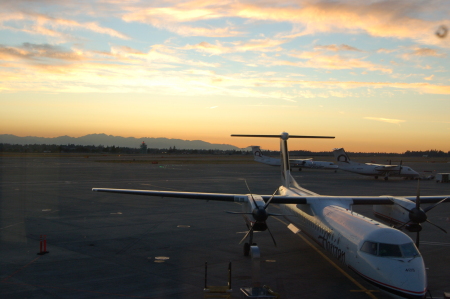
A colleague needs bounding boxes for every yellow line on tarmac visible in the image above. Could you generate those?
[273,217,378,299]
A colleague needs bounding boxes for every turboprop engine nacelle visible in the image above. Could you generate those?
[373,197,415,226]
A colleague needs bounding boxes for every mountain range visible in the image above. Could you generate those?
[0,134,243,150]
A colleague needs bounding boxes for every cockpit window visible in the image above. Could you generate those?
[361,241,378,255]
[400,242,420,258]
[360,241,420,258]
[378,243,402,257]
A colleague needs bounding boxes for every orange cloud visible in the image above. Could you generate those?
[365,117,406,124]
[285,51,392,73]
[0,11,129,40]
[158,1,445,45]
[401,46,447,60]
[0,43,84,61]
[183,38,286,55]
[314,44,362,52]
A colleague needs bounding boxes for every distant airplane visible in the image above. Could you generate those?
[252,146,338,171]
[93,132,449,299]
[333,148,419,180]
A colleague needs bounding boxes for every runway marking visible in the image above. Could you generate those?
[273,217,378,299]
[420,241,450,247]
[1,256,42,283]
[0,222,23,230]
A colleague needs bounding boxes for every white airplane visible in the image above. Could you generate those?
[333,148,420,180]
[252,146,338,171]
[93,133,449,299]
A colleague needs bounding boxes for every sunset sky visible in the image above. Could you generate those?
[1,0,449,152]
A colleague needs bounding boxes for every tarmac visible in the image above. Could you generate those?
[1,154,450,299]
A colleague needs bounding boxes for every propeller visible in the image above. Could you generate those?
[226,181,279,247]
[390,181,447,248]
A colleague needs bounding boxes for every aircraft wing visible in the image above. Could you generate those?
[270,195,450,205]
[93,188,311,204]
[350,196,450,205]
[373,165,400,171]
[93,188,241,202]
[290,158,312,162]
[92,188,449,205]
[93,188,311,203]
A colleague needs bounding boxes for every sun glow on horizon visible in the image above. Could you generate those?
[0,1,449,153]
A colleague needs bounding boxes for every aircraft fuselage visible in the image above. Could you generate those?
[278,186,427,299]
[339,162,419,179]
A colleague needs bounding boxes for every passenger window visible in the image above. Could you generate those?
[400,243,420,258]
[361,241,377,255]
[378,243,402,257]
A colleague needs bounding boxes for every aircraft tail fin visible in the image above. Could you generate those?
[333,148,351,165]
[251,146,264,161]
[251,146,281,166]
[233,133,334,188]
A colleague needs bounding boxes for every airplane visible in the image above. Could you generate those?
[93,133,449,299]
[333,148,420,180]
[252,146,339,171]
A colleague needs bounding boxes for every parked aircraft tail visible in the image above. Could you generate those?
[333,148,352,165]
[251,146,264,161]
[251,146,281,166]
[233,133,334,188]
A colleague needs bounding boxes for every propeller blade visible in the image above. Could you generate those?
[226,211,252,214]
[423,197,448,213]
[239,223,254,244]
[244,180,256,206]
[426,220,448,233]
[263,187,279,210]
[266,225,277,247]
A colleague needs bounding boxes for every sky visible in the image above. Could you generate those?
[1,0,449,152]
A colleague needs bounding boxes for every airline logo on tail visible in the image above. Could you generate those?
[251,146,263,158]
[333,148,351,164]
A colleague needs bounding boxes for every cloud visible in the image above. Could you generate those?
[122,4,245,37]
[0,43,84,61]
[401,46,447,60]
[314,44,362,52]
[118,0,449,45]
[243,1,448,46]
[183,38,286,55]
[284,51,392,73]
[377,48,397,54]
[364,117,406,124]
[2,0,449,45]
[0,11,129,40]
